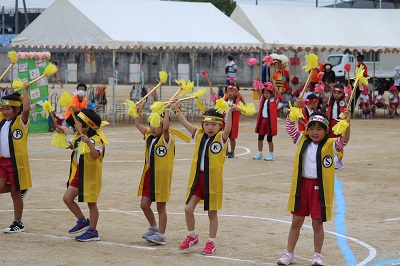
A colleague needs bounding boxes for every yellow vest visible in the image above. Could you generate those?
[68,135,104,202]
[186,127,227,211]
[138,129,175,202]
[0,116,32,191]
[287,136,335,222]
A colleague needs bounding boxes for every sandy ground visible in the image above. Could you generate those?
[0,83,399,266]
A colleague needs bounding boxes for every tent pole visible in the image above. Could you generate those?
[210,49,213,96]
[112,50,116,127]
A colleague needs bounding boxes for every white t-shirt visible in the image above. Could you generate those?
[69,137,103,164]
[0,117,28,158]
[194,130,227,171]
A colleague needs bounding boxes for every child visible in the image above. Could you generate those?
[298,93,319,132]
[62,108,108,241]
[277,103,351,266]
[134,102,174,245]
[171,100,237,256]
[223,85,242,158]
[388,85,399,118]
[373,88,388,109]
[51,62,63,89]
[0,83,31,233]
[253,82,279,161]
[358,86,372,119]
[320,83,347,169]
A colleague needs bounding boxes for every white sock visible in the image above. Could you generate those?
[188,230,196,237]
[208,238,215,243]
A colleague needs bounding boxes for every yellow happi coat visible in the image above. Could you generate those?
[138,130,175,202]
[186,127,227,211]
[68,135,104,202]
[287,136,336,222]
[0,115,32,191]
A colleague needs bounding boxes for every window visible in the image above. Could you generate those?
[327,56,342,67]
[362,51,380,62]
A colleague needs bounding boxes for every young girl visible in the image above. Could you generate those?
[277,102,351,266]
[0,83,31,233]
[298,93,319,132]
[388,85,399,118]
[253,82,279,161]
[170,100,237,256]
[134,102,174,245]
[223,85,242,158]
[320,84,347,169]
[62,108,108,241]
[358,86,372,119]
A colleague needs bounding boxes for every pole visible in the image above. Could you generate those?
[112,50,116,127]
[316,0,318,7]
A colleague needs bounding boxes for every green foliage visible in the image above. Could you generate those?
[167,0,236,16]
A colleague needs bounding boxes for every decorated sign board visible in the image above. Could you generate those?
[16,52,51,133]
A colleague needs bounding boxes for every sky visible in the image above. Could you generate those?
[1,0,336,9]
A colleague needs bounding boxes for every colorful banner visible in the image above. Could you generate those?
[17,52,51,133]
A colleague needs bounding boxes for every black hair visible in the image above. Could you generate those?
[307,93,319,100]
[2,92,22,114]
[330,83,345,105]
[307,111,330,137]
[77,83,87,91]
[227,55,233,61]
[357,54,364,60]
[67,108,101,138]
[203,108,223,119]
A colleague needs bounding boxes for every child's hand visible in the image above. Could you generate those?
[294,99,302,108]
[170,99,180,110]
[55,127,65,135]
[23,82,30,91]
[341,109,351,120]
[229,103,238,112]
[80,134,90,144]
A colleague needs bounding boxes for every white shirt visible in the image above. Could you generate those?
[262,98,270,118]
[194,130,227,171]
[148,135,171,163]
[69,137,103,164]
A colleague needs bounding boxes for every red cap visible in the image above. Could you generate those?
[389,85,398,91]
[333,85,344,92]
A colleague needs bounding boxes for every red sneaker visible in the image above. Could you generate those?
[179,235,199,250]
[201,241,216,255]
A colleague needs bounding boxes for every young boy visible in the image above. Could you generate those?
[171,99,237,256]
[223,85,242,158]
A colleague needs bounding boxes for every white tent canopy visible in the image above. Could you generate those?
[12,0,262,51]
[230,5,400,52]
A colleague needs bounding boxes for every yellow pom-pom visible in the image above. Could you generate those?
[43,100,54,117]
[289,106,303,121]
[150,101,165,115]
[51,133,70,149]
[302,54,319,72]
[8,51,17,64]
[148,112,161,128]
[12,79,24,90]
[180,80,195,96]
[215,98,229,114]
[354,65,370,86]
[237,102,246,112]
[175,79,186,87]
[43,63,58,76]
[332,119,349,136]
[77,142,90,154]
[159,71,168,84]
[37,52,43,59]
[244,103,256,116]
[123,100,138,118]
[59,91,72,108]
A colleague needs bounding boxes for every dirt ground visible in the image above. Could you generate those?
[0,83,399,265]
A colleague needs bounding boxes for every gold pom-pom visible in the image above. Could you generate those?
[354,65,370,86]
[77,142,90,154]
[332,119,349,136]
[244,103,256,116]
[59,91,72,108]
[159,71,168,84]
[148,112,161,128]
[175,79,186,86]
[180,80,195,96]
[43,100,54,118]
[8,51,17,64]
[12,78,24,90]
[191,88,206,99]
[289,106,304,121]
[303,54,319,72]
[123,100,138,118]
[150,101,165,115]
[51,133,70,149]
[43,63,58,76]
[215,98,229,114]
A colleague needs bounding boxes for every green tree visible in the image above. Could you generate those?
[168,0,236,16]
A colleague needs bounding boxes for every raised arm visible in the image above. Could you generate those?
[163,109,170,142]
[170,99,196,136]
[134,100,147,135]
[222,105,237,140]
[21,83,30,124]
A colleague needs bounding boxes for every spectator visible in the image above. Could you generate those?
[225,55,237,85]
[322,62,335,84]
[65,83,88,128]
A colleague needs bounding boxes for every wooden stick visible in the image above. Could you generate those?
[30,74,47,84]
[164,96,196,104]
[347,71,350,87]
[345,81,359,112]
[299,69,314,100]
[169,88,183,101]
[205,76,214,95]
[48,112,61,131]
[254,64,260,80]
[69,107,82,135]
[137,82,162,105]
[0,63,14,82]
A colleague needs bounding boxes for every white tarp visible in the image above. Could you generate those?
[230,5,400,52]
[12,0,262,50]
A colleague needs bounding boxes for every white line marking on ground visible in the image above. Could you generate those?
[0,208,375,265]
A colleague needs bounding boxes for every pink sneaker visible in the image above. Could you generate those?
[277,251,295,265]
[312,252,323,266]
[201,241,216,255]
[179,235,199,250]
